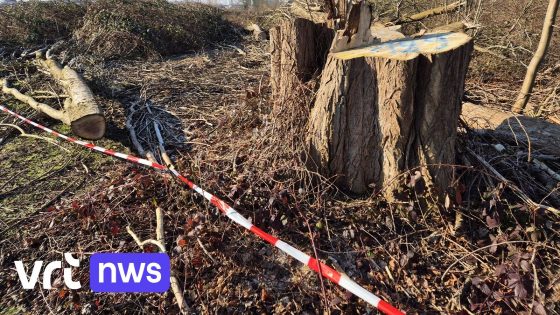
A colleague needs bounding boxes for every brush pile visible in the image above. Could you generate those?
[0,0,237,60]
[74,0,236,60]
[0,0,85,48]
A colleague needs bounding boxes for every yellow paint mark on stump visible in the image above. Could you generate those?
[333,32,472,60]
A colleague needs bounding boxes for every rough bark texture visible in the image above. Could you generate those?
[38,56,105,139]
[270,18,333,107]
[462,102,560,156]
[307,57,417,194]
[307,39,473,198]
[413,44,473,194]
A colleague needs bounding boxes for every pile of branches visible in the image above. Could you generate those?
[0,0,85,48]
[73,0,238,60]
[0,0,239,60]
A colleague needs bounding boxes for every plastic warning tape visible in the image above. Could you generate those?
[0,105,404,315]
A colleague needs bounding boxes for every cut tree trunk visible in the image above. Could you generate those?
[306,2,473,198]
[270,17,333,108]
[462,102,560,156]
[269,18,334,157]
[36,54,105,139]
[245,23,266,41]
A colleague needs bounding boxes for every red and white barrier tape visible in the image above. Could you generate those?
[0,105,404,315]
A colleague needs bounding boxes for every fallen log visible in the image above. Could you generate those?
[1,55,105,139]
[462,102,560,156]
[34,52,105,139]
[395,1,466,24]
[306,1,473,198]
[245,23,266,41]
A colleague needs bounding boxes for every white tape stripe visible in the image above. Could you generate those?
[194,186,213,201]
[113,152,130,160]
[226,209,253,230]
[26,120,39,127]
[275,240,311,265]
[192,185,206,198]
[137,158,155,167]
[338,275,381,307]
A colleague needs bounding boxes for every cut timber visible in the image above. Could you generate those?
[270,18,333,108]
[1,79,66,122]
[36,53,105,139]
[462,102,560,156]
[290,0,329,24]
[307,3,473,197]
[245,23,266,41]
[395,1,466,24]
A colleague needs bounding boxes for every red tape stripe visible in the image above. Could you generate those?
[308,257,342,283]
[0,105,404,315]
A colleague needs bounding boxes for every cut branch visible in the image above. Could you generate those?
[127,207,190,314]
[467,147,560,216]
[35,53,106,139]
[396,1,466,24]
[0,123,69,151]
[1,79,66,122]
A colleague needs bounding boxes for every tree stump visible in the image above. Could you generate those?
[270,18,333,109]
[306,4,473,198]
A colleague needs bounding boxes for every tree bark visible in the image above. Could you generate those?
[270,18,333,107]
[270,19,315,101]
[306,3,473,198]
[413,44,473,195]
[36,55,105,140]
[512,0,559,113]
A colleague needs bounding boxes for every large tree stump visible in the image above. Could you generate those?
[270,18,333,109]
[307,3,473,198]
